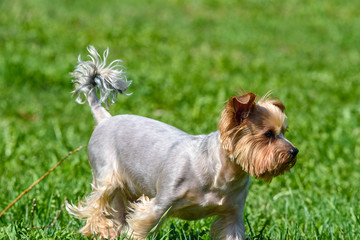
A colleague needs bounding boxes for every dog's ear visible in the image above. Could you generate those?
[269,100,285,112]
[232,92,257,123]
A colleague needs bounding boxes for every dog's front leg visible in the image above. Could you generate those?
[210,185,249,240]
[210,212,247,240]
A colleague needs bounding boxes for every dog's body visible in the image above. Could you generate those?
[66,46,298,239]
[88,114,250,237]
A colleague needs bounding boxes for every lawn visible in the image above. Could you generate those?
[1,0,360,239]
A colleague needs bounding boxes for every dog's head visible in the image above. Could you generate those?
[218,92,298,181]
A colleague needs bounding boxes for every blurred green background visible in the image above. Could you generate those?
[0,0,359,239]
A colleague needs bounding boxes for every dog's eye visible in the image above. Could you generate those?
[264,130,274,138]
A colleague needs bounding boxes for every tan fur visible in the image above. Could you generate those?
[66,165,136,238]
[124,195,161,239]
[66,174,122,238]
[218,92,296,182]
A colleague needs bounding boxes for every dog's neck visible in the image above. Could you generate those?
[201,131,249,192]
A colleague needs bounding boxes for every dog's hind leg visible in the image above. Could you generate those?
[66,176,126,238]
[123,196,170,239]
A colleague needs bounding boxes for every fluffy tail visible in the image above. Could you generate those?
[71,46,132,124]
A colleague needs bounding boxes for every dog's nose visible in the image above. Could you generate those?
[289,148,299,157]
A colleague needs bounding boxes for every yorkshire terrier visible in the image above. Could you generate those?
[66,46,298,239]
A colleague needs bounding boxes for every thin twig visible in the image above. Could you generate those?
[46,200,65,230]
[0,146,85,218]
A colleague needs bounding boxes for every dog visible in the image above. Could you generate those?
[66,46,298,239]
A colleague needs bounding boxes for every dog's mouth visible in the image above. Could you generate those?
[279,147,298,171]
[289,156,297,166]
[279,155,297,172]
[256,156,297,182]
[285,153,297,167]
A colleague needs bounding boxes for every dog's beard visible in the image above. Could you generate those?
[228,134,297,182]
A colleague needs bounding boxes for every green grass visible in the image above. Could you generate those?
[1,0,360,239]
